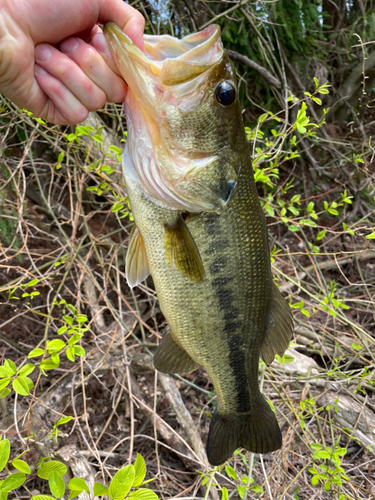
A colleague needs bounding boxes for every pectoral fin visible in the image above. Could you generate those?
[125,225,150,288]
[260,282,294,365]
[154,331,199,374]
[164,216,204,281]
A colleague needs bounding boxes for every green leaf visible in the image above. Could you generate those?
[63,316,73,326]
[311,475,319,485]
[12,377,30,396]
[75,315,87,324]
[49,471,65,498]
[68,304,76,313]
[73,346,85,357]
[50,353,60,365]
[26,279,39,287]
[94,482,109,496]
[316,229,326,241]
[68,333,83,346]
[66,347,75,362]
[0,379,11,392]
[311,97,322,105]
[0,366,13,377]
[0,439,10,472]
[221,487,228,500]
[133,453,147,488]
[365,232,375,239]
[108,145,122,154]
[12,459,31,474]
[100,165,115,175]
[25,377,34,391]
[276,354,295,365]
[1,473,26,492]
[56,416,73,427]
[112,203,124,213]
[37,460,68,479]
[288,225,300,232]
[31,496,56,500]
[237,485,246,499]
[4,360,16,375]
[128,489,159,500]
[68,478,90,494]
[257,113,268,123]
[46,340,66,353]
[39,360,59,371]
[108,464,135,500]
[28,349,45,358]
[299,219,317,227]
[18,363,35,377]
[57,326,68,335]
[313,450,330,459]
[225,465,237,480]
[75,125,90,136]
[335,447,347,456]
[0,389,11,399]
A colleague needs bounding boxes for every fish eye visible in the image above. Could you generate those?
[215,81,236,107]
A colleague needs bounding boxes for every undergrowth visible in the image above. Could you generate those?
[1,1,375,499]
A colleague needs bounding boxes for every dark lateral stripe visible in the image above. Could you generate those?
[207,234,250,413]
[209,256,228,275]
[228,334,251,413]
[206,238,229,254]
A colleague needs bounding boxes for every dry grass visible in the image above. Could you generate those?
[1,3,375,498]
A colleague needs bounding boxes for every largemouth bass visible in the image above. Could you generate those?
[104,23,293,466]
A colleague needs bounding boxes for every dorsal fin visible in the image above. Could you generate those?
[164,215,204,282]
[260,282,294,365]
[125,225,150,288]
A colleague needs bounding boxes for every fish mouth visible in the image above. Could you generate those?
[104,22,223,86]
[104,23,228,213]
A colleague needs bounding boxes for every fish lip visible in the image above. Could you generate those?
[103,22,149,65]
[104,22,223,85]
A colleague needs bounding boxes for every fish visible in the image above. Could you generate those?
[104,22,294,466]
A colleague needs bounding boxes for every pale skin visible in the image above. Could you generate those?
[0,0,145,124]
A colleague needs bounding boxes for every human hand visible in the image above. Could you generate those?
[0,0,144,124]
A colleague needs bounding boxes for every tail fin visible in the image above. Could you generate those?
[206,396,282,466]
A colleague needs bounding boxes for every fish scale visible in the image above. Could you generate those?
[104,22,294,465]
[125,150,274,451]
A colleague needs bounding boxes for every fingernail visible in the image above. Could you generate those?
[60,37,79,54]
[35,64,47,76]
[35,44,52,62]
[92,33,110,56]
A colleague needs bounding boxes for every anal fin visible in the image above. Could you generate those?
[125,225,150,288]
[260,282,294,365]
[164,215,204,282]
[154,331,199,374]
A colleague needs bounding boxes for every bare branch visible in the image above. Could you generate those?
[227,49,282,89]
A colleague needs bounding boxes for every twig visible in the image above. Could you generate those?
[227,50,281,88]
[158,373,210,468]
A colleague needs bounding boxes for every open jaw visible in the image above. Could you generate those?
[103,22,223,88]
[104,23,226,213]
